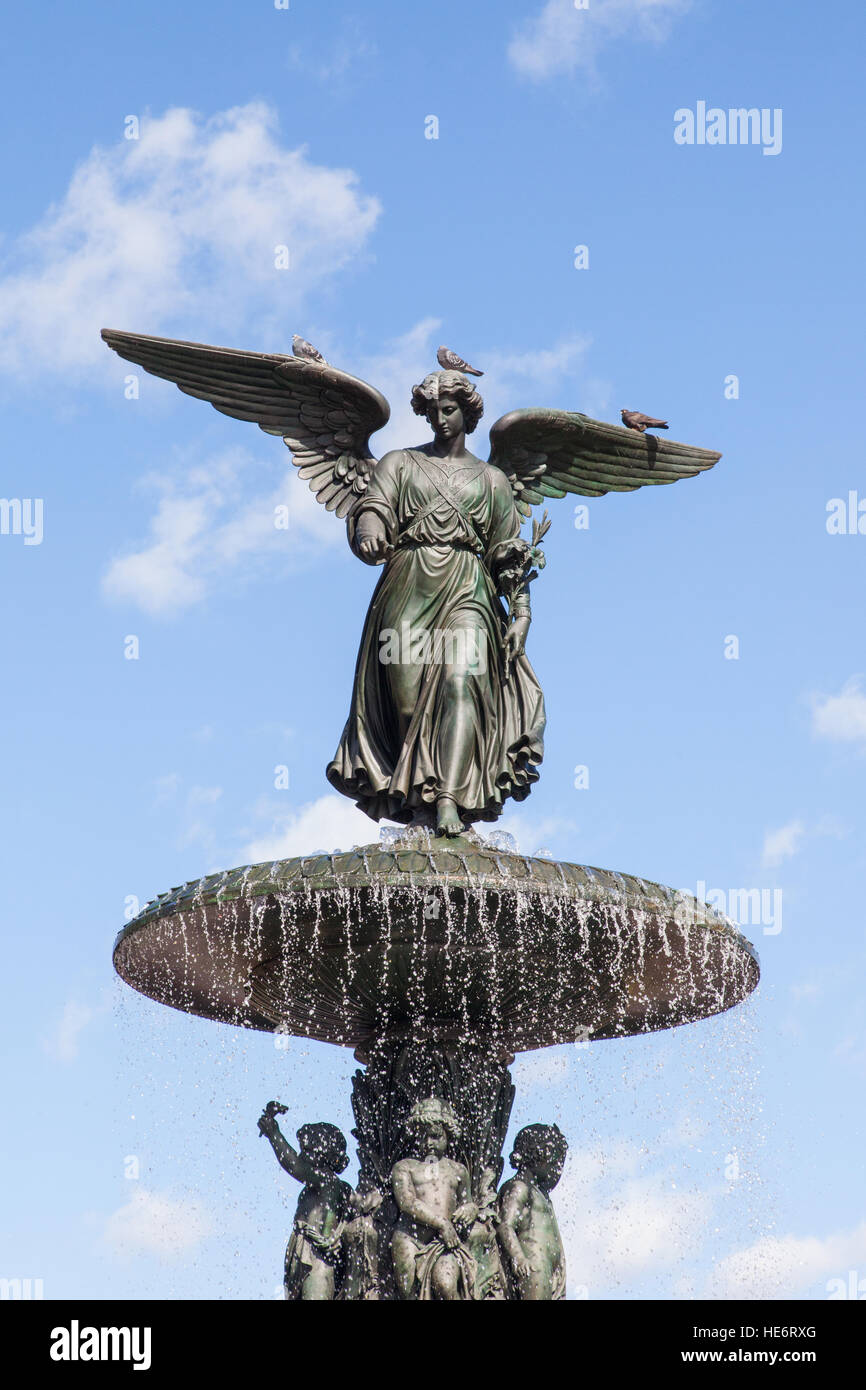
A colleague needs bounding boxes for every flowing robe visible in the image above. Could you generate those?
[327,448,545,825]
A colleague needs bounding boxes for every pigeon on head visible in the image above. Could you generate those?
[437,345,484,377]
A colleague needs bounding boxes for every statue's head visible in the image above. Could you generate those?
[405,1097,461,1157]
[509,1123,568,1188]
[297,1122,350,1174]
[411,370,484,437]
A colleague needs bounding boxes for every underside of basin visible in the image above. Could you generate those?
[113,837,759,1054]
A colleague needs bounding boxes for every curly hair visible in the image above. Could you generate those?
[404,1097,461,1145]
[410,370,484,435]
[509,1123,568,1171]
[297,1122,350,1173]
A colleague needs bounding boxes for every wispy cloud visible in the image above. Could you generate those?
[44,997,109,1063]
[508,0,691,82]
[286,19,377,84]
[761,819,805,868]
[242,793,385,862]
[101,444,341,617]
[811,677,866,746]
[0,101,380,375]
[708,1220,866,1299]
[558,1137,713,1292]
[102,1188,211,1262]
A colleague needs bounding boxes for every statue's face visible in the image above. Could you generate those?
[421,1121,448,1157]
[534,1149,566,1188]
[427,394,464,442]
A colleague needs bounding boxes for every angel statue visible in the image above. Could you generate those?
[101,329,719,838]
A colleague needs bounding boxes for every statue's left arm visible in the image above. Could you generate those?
[485,468,533,660]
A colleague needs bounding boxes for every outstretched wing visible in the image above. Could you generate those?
[488,408,720,516]
[101,329,390,519]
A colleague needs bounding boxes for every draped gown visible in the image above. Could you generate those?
[327,448,546,826]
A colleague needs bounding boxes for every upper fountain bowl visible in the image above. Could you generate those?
[113,832,760,1054]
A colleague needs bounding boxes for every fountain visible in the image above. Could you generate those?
[104,326,759,1300]
[113,831,758,1298]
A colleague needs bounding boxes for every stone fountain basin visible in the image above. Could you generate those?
[113,838,759,1054]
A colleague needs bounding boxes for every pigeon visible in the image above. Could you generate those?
[621,408,669,433]
[437,345,484,377]
[292,335,328,366]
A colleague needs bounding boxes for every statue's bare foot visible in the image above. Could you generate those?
[436,797,463,838]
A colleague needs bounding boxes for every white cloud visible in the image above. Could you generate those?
[762,819,805,868]
[496,812,579,857]
[286,20,377,83]
[508,0,691,81]
[812,678,866,746]
[558,1139,713,1290]
[102,1188,211,1262]
[242,793,387,862]
[101,445,341,616]
[0,101,380,375]
[44,999,99,1063]
[708,1220,866,1300]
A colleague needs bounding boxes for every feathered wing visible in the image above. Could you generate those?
[488,408,720,516]
[100,329,391,519]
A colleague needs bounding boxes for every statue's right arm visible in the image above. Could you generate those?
[260,1119,312,1183]
[496,1179,530,1264]
[353,451,402,563]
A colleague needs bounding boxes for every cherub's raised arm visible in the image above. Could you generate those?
[258,1107,317,1184]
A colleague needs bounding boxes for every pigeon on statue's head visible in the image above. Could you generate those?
[437,345,483,377]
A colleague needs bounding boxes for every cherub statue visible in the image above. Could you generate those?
[390,1097,477,1300]
[102,328,719,838]
[497,1123,569,1300]
[467,1164,508,1300]
[337,1174,385,1301]
[257,1102,353,1300]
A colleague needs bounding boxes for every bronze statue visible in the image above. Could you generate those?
[497,1123,569,1300]
[390,1098,478,1299]
[101,328,719,838]
[257,1104,354,1300]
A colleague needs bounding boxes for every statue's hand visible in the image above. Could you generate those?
[356,516,389,564]
[504,615,530,662]
[439,1221,460,1250]
[511,1253,534,1281]
[353,1188,383,1215]
[258,1100,286,1136]
[452,1202,479,1230]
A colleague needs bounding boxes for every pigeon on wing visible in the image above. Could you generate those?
[292,335,328,366]
[437,345,484,377]
[621,409,669,433]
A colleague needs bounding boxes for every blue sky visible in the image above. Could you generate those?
[2,0,865,1300]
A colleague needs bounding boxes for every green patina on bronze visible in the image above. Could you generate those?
[102,327,752,1300]
[101,329,719,838]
